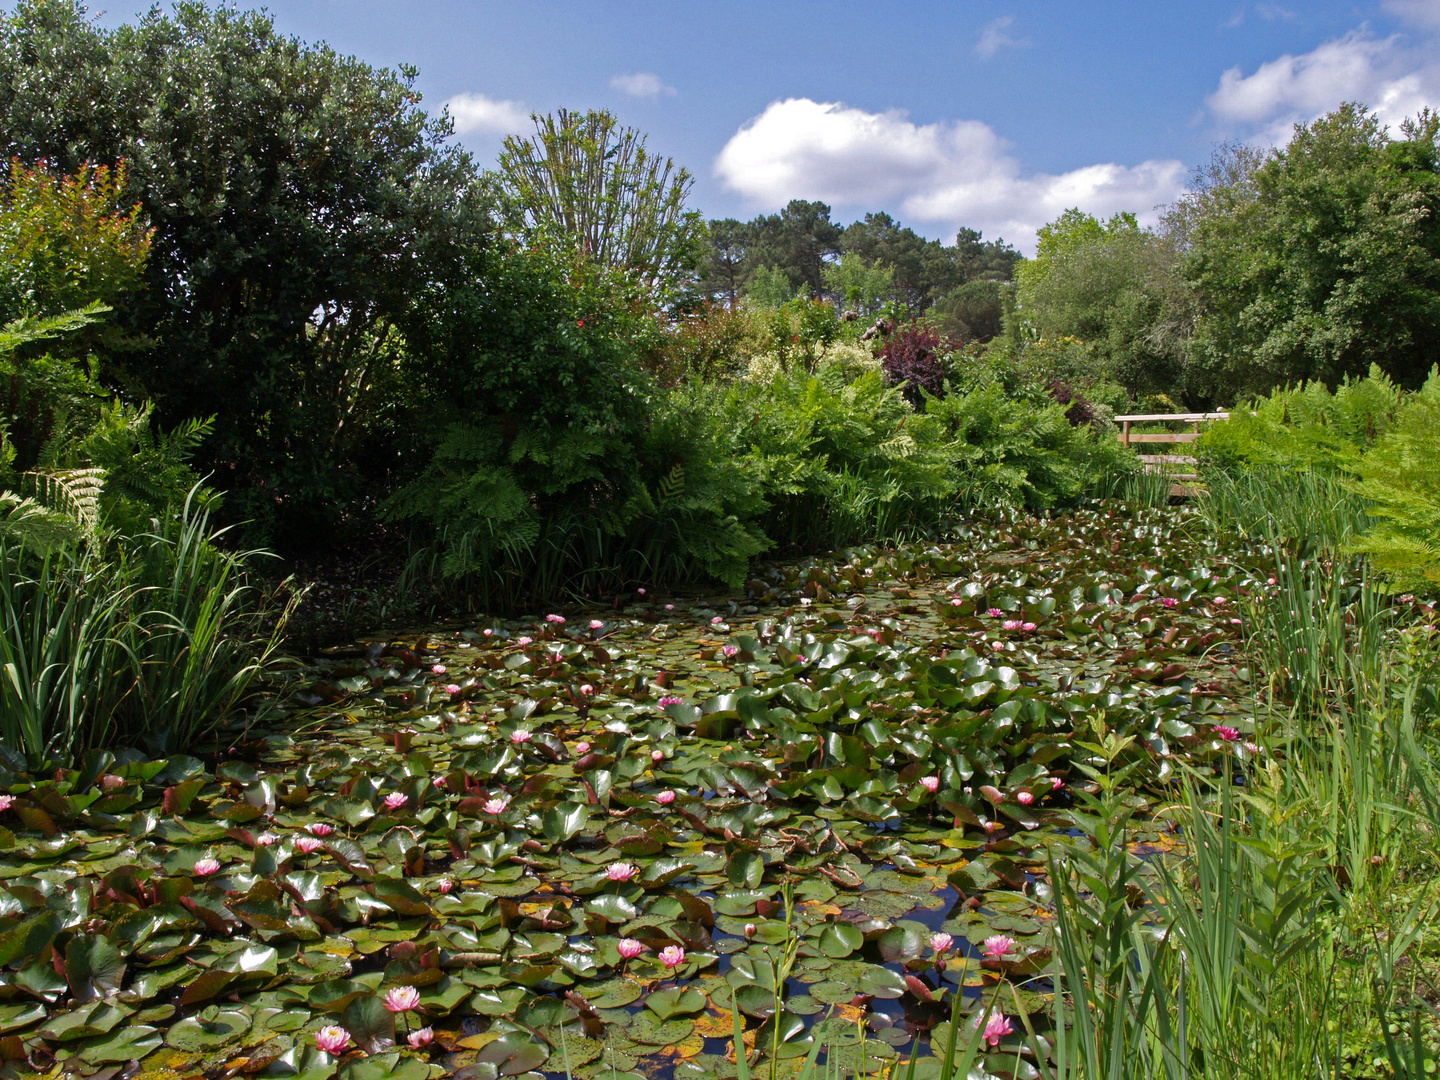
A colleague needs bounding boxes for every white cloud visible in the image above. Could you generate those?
[445,92,531,135]
[714,98,1186,253]
[975,16,1027,58]
[1384,0,1440,30]
[609,72,676,99]
[1206,25,1440,141]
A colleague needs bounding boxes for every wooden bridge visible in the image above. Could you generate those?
[1115,412,1230,496]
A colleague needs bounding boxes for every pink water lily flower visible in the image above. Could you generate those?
[744,924,757,939]
[1021,622,1037,632]
[722,645,739,658]
[546,614,565,624]
[949,598,963,606]
[575,741,592,755]
[432,775,447,788]
[1051,775,1065,790]
[651,749,664,762]
[981,934,1017,959]
[1016,791,1035,805]
[482,628,493,637]
[607,863,638,882]
[580,683,595,695]
[920,776,940,792]
[516,636,533,646]
[987,608,1004,618]
[711,616,724,625]
[384,986,421,1013]
[431,664,446,675]
[255,833,277,846]
[658,695,682,706]
[637,587,647,595]
[655,790,676,805]
[296,836,324,853]
[193,858,220,876]
[308,823,334,837]
[930,932,954,954]
[664,604,675,611]
[982,1012,1014,1048]
[407,1027,434,1048]
[1215,725,1241,742]
[316,1025,351,1054]
[483,797,509,815]
[1002,619,1023,631]
[1162,597,1178,608]
[0,795,12,812]
[437,878,454,894]
[384,793,409,810]
[589,619,605,630]
[617,938,646,959]
[659,945,686,968]
[510,730,532,744]
[444,683,461,694]
[991,641,1005,652]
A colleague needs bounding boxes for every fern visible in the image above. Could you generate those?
[1346,367,1440,590]
[0,491,85,552]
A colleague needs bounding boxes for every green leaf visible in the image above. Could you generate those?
[645,987,707,1020]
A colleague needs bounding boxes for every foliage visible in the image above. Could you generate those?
[1348,367,1440,589]
[0,493,286,769]
[0,0,492,540]
[877,323,962,405]
[822,252,895,315]
[1195,365,1403,474]
[0,158,150,328]
[926,382,1136,510]
[1179,104,1440,398]
[495,108,702,298]
[1016,209,1194,401]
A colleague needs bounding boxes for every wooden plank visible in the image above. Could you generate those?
[1113,412,1230,423]
[1125,432,1201,444]
[1137,455,1197,465]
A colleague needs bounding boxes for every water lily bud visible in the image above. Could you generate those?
[744,924,757,939]
[407,1027,434,1048]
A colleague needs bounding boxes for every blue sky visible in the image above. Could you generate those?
[79,0,1440,251]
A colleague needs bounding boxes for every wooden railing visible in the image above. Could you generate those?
[1115,411,1229,495]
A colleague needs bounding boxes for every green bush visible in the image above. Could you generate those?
[1348,368,1440,590]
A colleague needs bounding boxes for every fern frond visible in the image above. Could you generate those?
[21,468,106,534]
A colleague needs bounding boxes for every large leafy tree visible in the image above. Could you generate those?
[0,0,492,540]
[1178,103,1440,398]
[1017,209,1194,399]
[496,108,702,296]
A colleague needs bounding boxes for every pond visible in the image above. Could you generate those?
[0,504,1262,1080]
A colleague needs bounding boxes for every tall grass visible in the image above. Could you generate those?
[0,495,287,769]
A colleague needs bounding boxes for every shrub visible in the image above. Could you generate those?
[878,322,962,405]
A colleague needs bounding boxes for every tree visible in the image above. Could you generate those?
[496,108,702,295]
[699,218,748,308]
[743,200,843,298]
[1178,103,1440,398]
[822,252,895,315]
[1016,209,1194,400]
[841,212,959,309]
[0,0,492,541]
